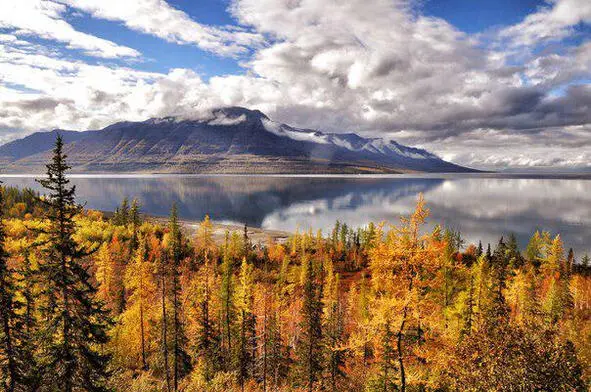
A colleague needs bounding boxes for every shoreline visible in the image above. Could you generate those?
[101,210,290,245]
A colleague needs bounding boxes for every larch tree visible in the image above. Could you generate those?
[95,242,117,313]
[235,257,256,391]
[368,194,444,392]
[542,235,571,325]
[219,239,235,368]
[119,235,158,370]
[35,135,111,392]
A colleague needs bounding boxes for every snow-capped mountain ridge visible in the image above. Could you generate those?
[261,118,436,160]
[0,107,472,174]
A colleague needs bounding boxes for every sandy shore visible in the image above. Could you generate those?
[101,210,291,245]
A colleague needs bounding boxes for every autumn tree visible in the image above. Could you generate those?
[235,257,256,391]
[116,234,158,370]
[368,194,445,391]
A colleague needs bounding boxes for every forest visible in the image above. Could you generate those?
[0,136,589,392]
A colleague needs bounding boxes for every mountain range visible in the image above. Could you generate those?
[0,107,472,174]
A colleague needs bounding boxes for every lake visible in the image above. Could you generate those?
[1,174,590,257]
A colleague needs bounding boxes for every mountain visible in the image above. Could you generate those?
[0,107,473,174]
[0,129,93,163]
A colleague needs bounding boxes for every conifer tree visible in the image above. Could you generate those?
[243,223,250,260]
[120,235,157,370]
[323,264,345,391]
[485,237,510,327]
[235,257,256,391]
[297,256,323,392]
[220,241,234,367]
[525,231,543,268]
[129,199,141,251]
[194,256,220,382]
[542,235,571,325]
[0,187,37,391]
[168,204,191,390]
[461,272,476,337]
[95,243,117,312]
[35,135,111,391]
[379,320,397,392]
[476,241,483,257]
[507,233,524,269]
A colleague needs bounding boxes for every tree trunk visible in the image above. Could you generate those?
[161,275,171,392]
[173,275,179,392]
[0,287,16,392]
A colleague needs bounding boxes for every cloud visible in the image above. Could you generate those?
[499,0,591,47]
[0,0,140,58]
[0,0,590,169]
[57,0,264,57]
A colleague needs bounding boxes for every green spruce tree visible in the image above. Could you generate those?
[297,256,324,392]
[0,186,38,391]
[35,135,111,392]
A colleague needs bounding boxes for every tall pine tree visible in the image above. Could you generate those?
[297,256,324,392]
[0,185,38,391]
[168,204,191,391]
[35,135,111,392]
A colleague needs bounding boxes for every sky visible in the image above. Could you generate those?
[0,0,590,170]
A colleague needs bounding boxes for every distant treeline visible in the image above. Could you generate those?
[0,136,589,391]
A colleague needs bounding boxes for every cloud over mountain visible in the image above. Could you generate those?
[0,0,589,170]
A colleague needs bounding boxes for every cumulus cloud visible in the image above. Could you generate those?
[57,0,264,57]
[0,0,140,58]
[0,0,590,169]
[499,0,591,47]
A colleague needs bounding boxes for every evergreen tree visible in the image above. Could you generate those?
[485,237,510,327]
[297,256,323,392]
[323,265,346,391]
[194,257,220,382]
[567,248,575,277]
[476,240,483,257]
[168,204,191,390]
[506,233,524,269]
[129,199,141,251]
[112,198,130,226]
[35,135,111,391]
[220,242,234,368]
[0,187,37,391]
[379,320,397,392]
[243,223,250,260]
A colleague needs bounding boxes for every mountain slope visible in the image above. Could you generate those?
[0,129,93,164]
[0,107,473,174]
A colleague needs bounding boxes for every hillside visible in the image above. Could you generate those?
[0,107,473,174]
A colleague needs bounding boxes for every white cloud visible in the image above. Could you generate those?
[57,0,264,57]
[0,0,140,58]
[499,0,591,47]
[0,0,590,169]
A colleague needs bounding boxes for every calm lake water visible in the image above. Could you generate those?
[1,174,590,257]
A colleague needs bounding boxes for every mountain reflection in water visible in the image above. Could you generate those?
[1,175,590,257]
